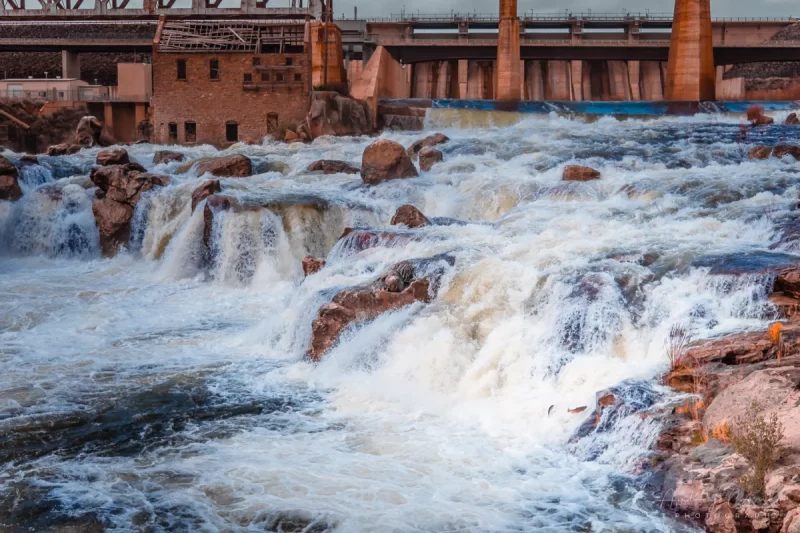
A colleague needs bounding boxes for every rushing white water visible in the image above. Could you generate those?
[2,111,799,532]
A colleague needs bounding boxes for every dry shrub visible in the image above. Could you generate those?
[729,402,785,500]
[711,422,730,443]
[768,322,785,361]
[665,325,692,372]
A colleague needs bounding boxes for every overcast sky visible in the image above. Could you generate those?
[329,0,797,19]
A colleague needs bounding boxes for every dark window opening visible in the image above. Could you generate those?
[267,113,279,134]
[226,122,238,143]
[294,73,302,82]
[261,72,269,82]
[244,73,253,83]
[177,59,187,81]
[252,57,261,66]
[185,121,196,143]
[0,124,8,142]
[210,59,219,80]
[276,73,284,82]
[285,57,293,66]
[168,122,178,143]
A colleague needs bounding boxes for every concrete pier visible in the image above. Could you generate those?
[496,0,521,100]
[665,0,716,100]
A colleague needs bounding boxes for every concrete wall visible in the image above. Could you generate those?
[117,63,152,101]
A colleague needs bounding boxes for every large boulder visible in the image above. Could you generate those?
[419,147,443,172]
[786,113,800,125]
[196,155,253,178]
[305,91,373,138]
[75,116,104,147]
[153,150,185,165]
[748,144,800,160]
[90,164,169,256]
[307,160,360,175]
[191,179,221,212]
[407,133,449,160]
[360,139,419,185]
[391,205,430,228]
[96,148,129,167]
[0,155,22,201]
[563,165,601,182]
[46,143,81,156]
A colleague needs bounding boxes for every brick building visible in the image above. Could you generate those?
[151,20,311,146]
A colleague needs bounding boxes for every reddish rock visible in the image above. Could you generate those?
[776,268,800,299]
[90,164,169,256]
[784,508,800,533]
[563,165,601,182]
[302,256,326,276]
[705,501,737,533]
[284,129,298,142]
[202,194,234,249]
[786,113,800,125]
[46,143,81,156]
[307,160,360,175]
[96,148,129,167]
[191,179,221,212]
[419,147,443,172]
[360,139,419,185]
[749,145,774,160]
[196,155,253,178]
[407,133,450,160]
[308,277,431,360]
[391,205,431,228]
[0,156,22,201]
[753,115,775,126]
[19,154,39,165]
[153,150,184,165]
[336,229,417,254]
[305,91,373,138]
[774,145,800,160]
[747,105,775,126]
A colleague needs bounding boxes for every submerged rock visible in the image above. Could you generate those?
[90,164,169,256]
[407,133,449,160]
[571,380,662,441]
[786,113,800,125]
[196,155,253,178]
[0,155,22,201]
[153,150,185,165]
[419,147,443,172]
[46,143,82,156]
[305,91,373,138]
[75,115,105,147]
[96,148,129,167]
[191,179,221,212]
[391,205,430,228]
[361,139,418,185]
[19,154,39,165]
[302,256,326,276]
[563,165,601,182]
[307,160,360,175]
[748,144,800,160]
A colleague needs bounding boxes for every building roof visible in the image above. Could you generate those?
[156,20,306,54]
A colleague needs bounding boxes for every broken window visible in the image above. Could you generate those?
[276,73,284,82]
[267,113,279,134]
[261,72,269,82]
[168,122,178,143]
[226,122,238,143]
[252,57,261,67]
[177,59,187,81]
[285,57,293,66]
[185,121,197,143]
[244,73,253,83]
[210,59,219,80]
[294,73,302,82]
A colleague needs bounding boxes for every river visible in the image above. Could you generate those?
[2,111,799,532]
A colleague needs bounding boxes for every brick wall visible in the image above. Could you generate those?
[151,51,310,146]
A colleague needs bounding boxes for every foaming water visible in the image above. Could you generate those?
[2,113,800,531]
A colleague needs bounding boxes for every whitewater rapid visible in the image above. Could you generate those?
[2,111,799,532]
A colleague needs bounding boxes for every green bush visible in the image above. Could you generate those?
[729,402,785,500]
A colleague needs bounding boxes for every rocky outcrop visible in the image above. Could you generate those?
[191,179,221,212]
[0,155,22,201]
[407,133,449,160]
[46,143,81,156]
[153,150,185,165]
[786,113,800,125]
[90,163,169,256]
[306,91,373,138]
[302,256,326,276]
[75,116,104,147]
[391,205,430,228]
[19,154,39,165]
[307,160,360,175]
[307,261,431,360]
[360,139,418,185]
[749,144,800,160]
[196,155,253,178]
[419,147,443,172]
[563,165,601,182]
[747,105,775,126]
[96,148,129,167]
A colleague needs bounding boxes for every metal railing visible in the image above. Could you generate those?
[367,35,800,47]
[367,12,795,23]
[0,89,149,102]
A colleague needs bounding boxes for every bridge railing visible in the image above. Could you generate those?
[367,12,794,23]
[367,35,800,47]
